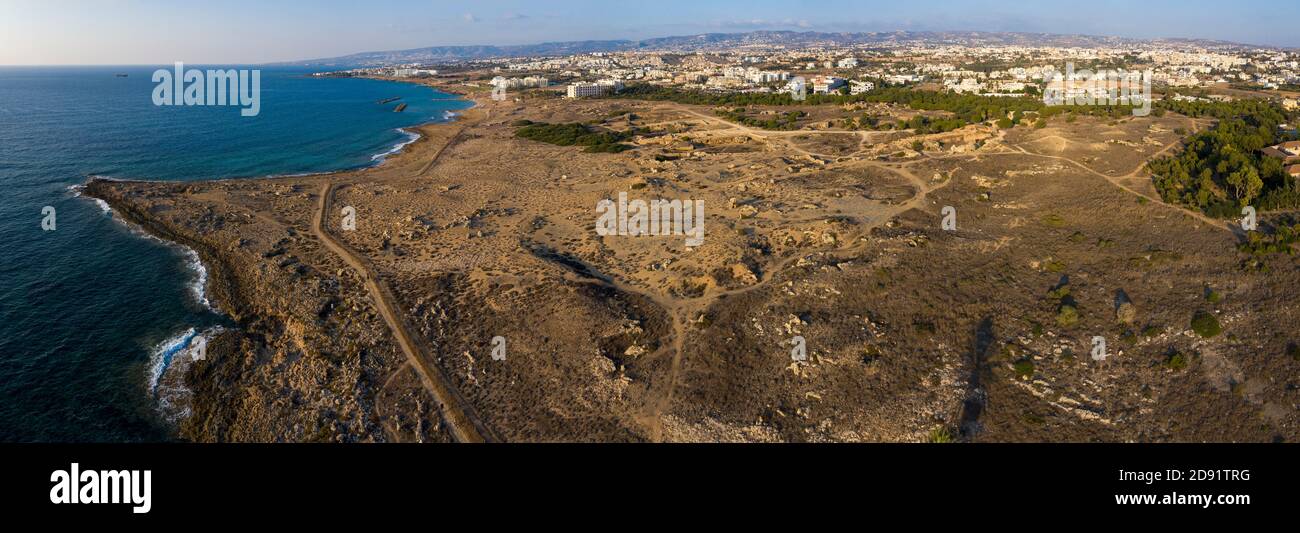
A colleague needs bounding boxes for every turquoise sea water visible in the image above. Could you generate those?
[0,66,471,441]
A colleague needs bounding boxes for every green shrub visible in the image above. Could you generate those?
[515,122,633,153]
[1013,359,1035,379]
[1190,310,1222,338]
[1056,304,1079,327]
[1164,351,1189,370]
[584,143,632,153]
[927,427,955,443]
[1205,288,1223,304]
[1046,285,1071,300]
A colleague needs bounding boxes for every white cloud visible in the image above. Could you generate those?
[462,13,478,23]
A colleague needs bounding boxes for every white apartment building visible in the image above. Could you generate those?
[567,83,605,98]
[812,76,845,94]
[566,79,623,98]
[849,80,875,95]
[946,78,982,94]
[492,76,549,90]
[886,74,925,85]
[748,71,790,84]
[597,79,625,92]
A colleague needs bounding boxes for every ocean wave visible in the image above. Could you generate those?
[370,127,422,162]
[149,325,224,424]
[67,182,113,214]
[148,327,197,395]
[180,247,212,309]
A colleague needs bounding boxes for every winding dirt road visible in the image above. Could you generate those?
[313,182,496,443]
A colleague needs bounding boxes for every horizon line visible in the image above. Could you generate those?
[4,28,1295,67]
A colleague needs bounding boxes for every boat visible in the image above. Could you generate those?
[393,103,408,113]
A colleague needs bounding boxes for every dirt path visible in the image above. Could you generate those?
[608,104,972,441]
[313,182,496,443]
[912,116,1233,233]
[617,115,955,439]
[662,104,822,159]
[1007,144,1236,233]
[612,105,1234,439]
[416,119,472,176]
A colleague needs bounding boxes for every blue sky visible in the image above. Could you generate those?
[1,0,1295,65]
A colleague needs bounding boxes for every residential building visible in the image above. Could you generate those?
[1262,141,1300,163]
[849,80,875,95]
[566,83,606,98]
[811,76,845,94]
[492,76,549,90]
[566,79,623,98]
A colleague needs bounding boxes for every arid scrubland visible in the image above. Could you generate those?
[86,85,1300,442]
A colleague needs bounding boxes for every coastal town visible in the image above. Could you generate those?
[319,38,1300,111]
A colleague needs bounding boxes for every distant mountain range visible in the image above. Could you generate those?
[278,30,1265,67]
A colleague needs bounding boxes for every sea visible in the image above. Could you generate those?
[0,65,472,442]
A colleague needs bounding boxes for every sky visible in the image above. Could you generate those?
[1,0,1295,65]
